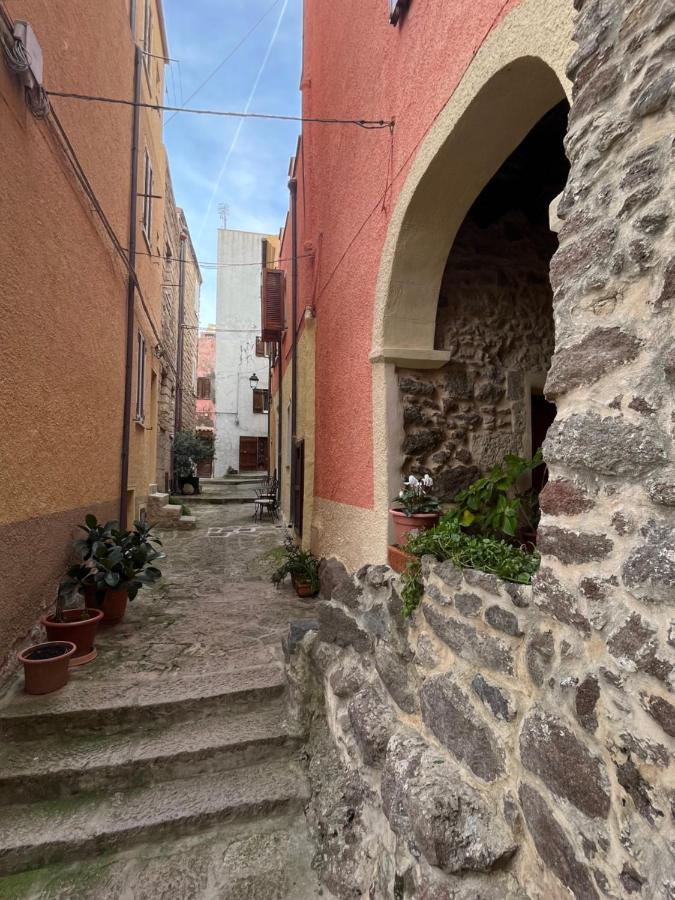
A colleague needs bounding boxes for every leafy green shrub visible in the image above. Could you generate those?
[401,515,540,618]
[173,431,212,478]
[452,451,542,538]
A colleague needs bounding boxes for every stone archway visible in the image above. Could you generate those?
[369,0,574,555]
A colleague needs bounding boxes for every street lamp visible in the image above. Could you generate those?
[249,372,259,390]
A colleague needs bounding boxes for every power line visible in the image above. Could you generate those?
[137,247,313,269]
[165,0,283,125]
[44,90,394,129]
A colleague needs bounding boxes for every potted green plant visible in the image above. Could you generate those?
[66,515,164,623]
[90,520,164,622]
[390,474,441,545]
[41,576,103,666]
[18,641,76,694]
[173,431,212,495]
[272,539,320,598]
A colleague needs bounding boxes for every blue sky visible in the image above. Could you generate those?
[162,0,302,325]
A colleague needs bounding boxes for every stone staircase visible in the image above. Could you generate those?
[0,648,321,898]
[146,485,196,530]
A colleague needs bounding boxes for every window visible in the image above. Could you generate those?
[253,388,269,414]
[143,0,152,70]
[389,0,410,25]
[255,337,268,358]
[197,377,211,400]
[142,148,153,242]
[135,331,146,421]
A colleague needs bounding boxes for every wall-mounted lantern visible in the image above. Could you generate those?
[249,372,260,390]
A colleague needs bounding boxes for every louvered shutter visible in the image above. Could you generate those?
[261,269,284,341]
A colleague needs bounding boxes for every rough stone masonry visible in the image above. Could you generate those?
[286,1,675,898]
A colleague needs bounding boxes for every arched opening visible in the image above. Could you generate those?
[399,100,569,521]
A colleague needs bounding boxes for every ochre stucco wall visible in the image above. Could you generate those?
[0,1,135,673]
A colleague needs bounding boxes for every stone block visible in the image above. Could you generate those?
[399,376,436,397]
[284,618,319,657]
[463,568,504,597]
[382,732,517,875]
[641,694,675,738]
[575,675,600,733]
[423,602,514,675]
[420,674,505,781]
[615,757,663,826]
[319,557,350,600]
[539,479,594,516]
[519,709,611,819]
[471,674,517,722]
[484,605,523,637]
[318,602,371,654]
[544,413,667,477]
[622,522,675,605]
[533,568,591,635]
[454,592,482,617]
[607,612,672,684]
[545,326,641,397]
[537,526,613,565]
[525,629,555,687]
[434,466,481,502]
[347,686,397,767]
[329,655,370,698]
[471,433,522,469]
[374,643,418,714]
[519,784,599,900]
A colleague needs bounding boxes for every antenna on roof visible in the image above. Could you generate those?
[218,203,229,229]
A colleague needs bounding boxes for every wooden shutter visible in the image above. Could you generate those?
[261,269,284,341]
[253,389,264,413]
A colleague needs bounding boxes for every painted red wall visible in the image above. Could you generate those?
[276,0,520,509]
[196,331,216,427]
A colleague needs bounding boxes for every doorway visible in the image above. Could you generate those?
[239,436,269,471]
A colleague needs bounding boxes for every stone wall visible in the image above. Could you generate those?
[288,548,673,899]
[398,210,556,501]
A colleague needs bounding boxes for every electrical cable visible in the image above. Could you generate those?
[165,0,283,125]
[44,90,394,129]
[134,246,313,269]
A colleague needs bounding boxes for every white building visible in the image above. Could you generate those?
[214,228,276,475]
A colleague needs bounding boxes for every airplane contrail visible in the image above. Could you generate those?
[197,0,290,243]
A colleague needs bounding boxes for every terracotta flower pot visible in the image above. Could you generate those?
[42,608,104,666]
[292,575,316,599]
[81,583,105,608]
[390,510,440,546]
[19,641,76,695]
[387,544,419,574]
[101,587,129,624]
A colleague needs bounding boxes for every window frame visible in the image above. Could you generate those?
[142,147,153,245]
[197,376,211,400]
[253,388,269,414]
[255,336,268,358]
[142,0,152,72]
[135,330,146,422]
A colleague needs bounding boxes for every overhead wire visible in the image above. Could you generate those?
[43,90,394,129]
[165,0,283,125]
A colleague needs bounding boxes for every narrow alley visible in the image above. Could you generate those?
[0,505,323,899]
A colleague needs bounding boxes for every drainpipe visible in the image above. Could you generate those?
[262,239,272,475]
[119,44,142,527]
[174,228,187,434]
[288,176,298,525]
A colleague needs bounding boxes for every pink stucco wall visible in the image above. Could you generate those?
[289,0,520,509]
[196,330,216,427]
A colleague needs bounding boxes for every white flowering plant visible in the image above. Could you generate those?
[391,474,441,517]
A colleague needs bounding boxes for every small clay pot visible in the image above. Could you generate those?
[390,510,440,546]
[19,642,76,695]
[42,608,104,666]
[292,576,316,599]
[101,588,129,624]
[387,544,419,574]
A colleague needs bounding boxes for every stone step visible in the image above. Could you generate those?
[0,814,324,899]
[0,760,311,877]
[0,663,287,740]
[0,701,303,806]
